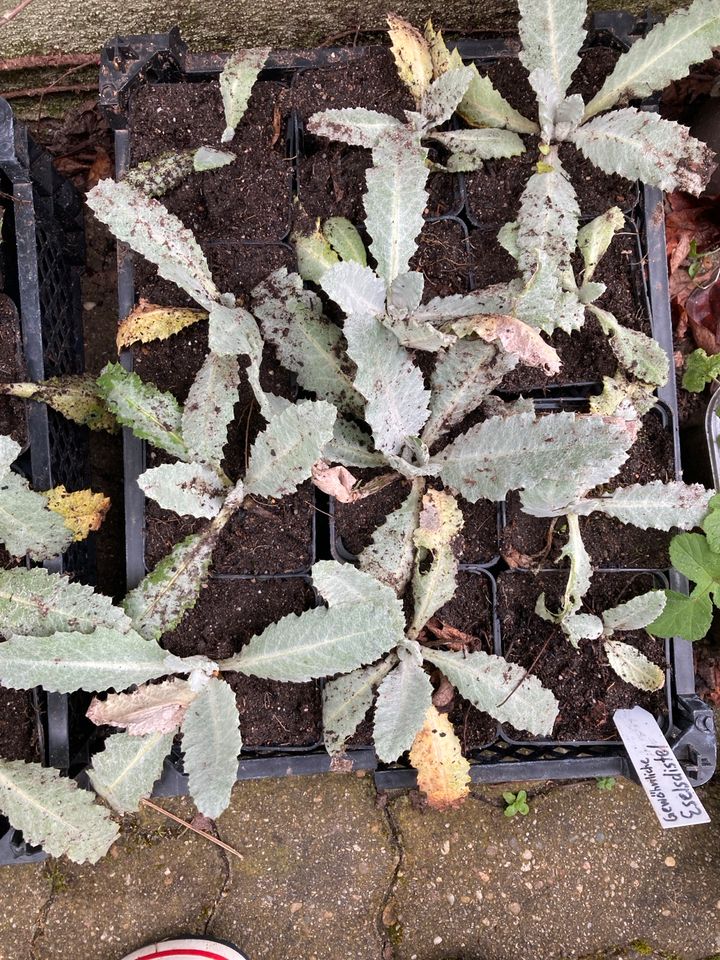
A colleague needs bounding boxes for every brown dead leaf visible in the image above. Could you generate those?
[432,676,455,709]
[311,461,397,502]
[451,314,561,374]
[117,299,207,350]
[87,146,113,189]
[45,486,110,541]
[501,546,536,570]
[425,617,475,651]
[409,705,470,810]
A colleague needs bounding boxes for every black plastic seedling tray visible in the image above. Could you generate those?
[97,16,716,801]
[0,99,90,863]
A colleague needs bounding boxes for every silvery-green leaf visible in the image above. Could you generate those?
[602,590,667,635]
[513,262,586,335]
[589,305,669,387]
[193,146,236,171]
[579,281,607,304]
[124,527,227,642]
[387,271,424,318]
[434,411,632,504]
[0,759,119,863]
[323,418,385,468]
[164,654,218,689]
[364,136,429,286]
[182,352,240,468]
[497,221,519,262]
[0,472,72,560]
[374,659,433,762]
[516,149,579,281]
[423,648,559,736]
[572,108,716,196]
[604,639,665,692]
[359,481,423,594]
[86,180,220,309]
[207,302,263,359]
[0,435,20,477]
[455,63,538,134]
[420,66,475,127]
[244,399,337,499]
[254,269,363,417]
[421,340,517,448]
[415,286,516,324]
[482,396,536,420]
[220,47,270,143]
[245,360,291,423]
[0,567,130,638]
[530,68,584,143]
[572,481,713,531]
[307,108,404,148]
[536,514,592,634]
[342,312,430,455]
[181,677,242,818]
[384,453,435,480]
[320,261,386,319]
[295,227,340,284]
[518,0,586,100]
[431,128,525,172]
[88,731,173,815]
[382,313,455,352]
[311,558,404,613]
[0,626,168,693]
[577,207,625,281]
[324,217,367,265]
[322,657,396,755]
[97,363,188,461]
[561,611,604,645]
[409,489,464,638]
[138,462,226,519]
[584,1,720,119]
[220,601,406,682]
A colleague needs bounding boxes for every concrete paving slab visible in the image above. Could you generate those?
[209,772,398,960]
[0,863,50,960]
[32,799,227,960]
[386,779,720,960]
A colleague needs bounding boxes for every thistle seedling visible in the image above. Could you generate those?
[320,487,559,809]
[597,776,616,791]
[0,433,109,560]
[426,0,718,196]
[503,790,530,817]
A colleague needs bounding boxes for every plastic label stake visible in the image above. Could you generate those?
[614,706,710,829]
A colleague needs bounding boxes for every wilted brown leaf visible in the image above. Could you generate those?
[450,314,561,373]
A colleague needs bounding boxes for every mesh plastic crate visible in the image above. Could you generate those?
[0,97,89,864]
[97,18,716,798]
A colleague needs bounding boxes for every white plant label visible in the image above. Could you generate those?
[614,706,710,829]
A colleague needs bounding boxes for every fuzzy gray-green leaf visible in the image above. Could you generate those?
[182,352,240,468]
[424,648,559,736]
[572,108,716,196]
[182,677,242,818]
[604,639,665,692]
[322,657,396,755]
[0,759,119,863]
[0,435,21,475]
[0,567,130,638]
[311,559,405,616]
[572,481,713,531]
[518,0,586,100]
[374,658,433,762]
[0,471,72,560]
[88,731,173,815]
[253,269,364,416]
[455,63,538,134]
[220,47,270,143]
[97,363,189,460]
[323,419,386,469]
[308,108,404,148]
[323,217,367,266]
[602,590,668,635]
[431,128,525,171]
[138,462,227,519]
[244,399,337,499]
[359,482,423,595]
[577,207,625,281]
[0,626,168,693]
[589,305,669,386]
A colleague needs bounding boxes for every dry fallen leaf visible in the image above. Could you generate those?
[311,461,397,502]
[45,486,110,541]
[87,678,197,735]
[425,617,475,652]
[117,299,207,350]
[409,704,470,810]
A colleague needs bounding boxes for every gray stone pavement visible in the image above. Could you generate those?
[1,769,720,960]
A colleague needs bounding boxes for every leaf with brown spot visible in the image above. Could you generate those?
[45,486,110,542]
[117,300,207,350]
[387,14,433,105]
[448,313,561,373]
[409,704,470,809]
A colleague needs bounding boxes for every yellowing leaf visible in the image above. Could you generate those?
[387,13,433,105]
[424,20,453,77]
[409,704,470,809]
[117,299,207,350]
[414,488,464,553]
[449,314,561,374]
[45,487,111,542]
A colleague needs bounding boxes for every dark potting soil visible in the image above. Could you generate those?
[468,229,651,390]
[410,219,470,300]
[0,292,27,445]
[498,571,667,741]
[463,47,635,226]
[0,688,41,763]
[349,571,497,752]
[128,80,292,243]
[161,576,321,747]
[333,472,499,566]
[293,47,459,223]
[501,410,675,569]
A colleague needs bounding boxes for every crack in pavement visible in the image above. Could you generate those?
[29,866,57,960]
[375,795,404,960]
[203,825,232,937]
